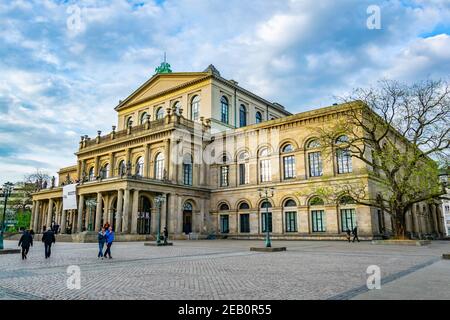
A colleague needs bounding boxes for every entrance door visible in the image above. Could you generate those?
[138,196,152,234]
[183,202,193,234]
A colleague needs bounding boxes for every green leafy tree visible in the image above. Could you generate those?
[316,79,449,239]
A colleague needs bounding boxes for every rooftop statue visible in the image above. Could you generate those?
[155,52,172,74]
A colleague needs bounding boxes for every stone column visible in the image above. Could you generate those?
[116,189,124,233]
[61,210,67,234]
[109,153,114,178]
[431,204,438,235]
[161,193,168,231]
[122,188,130,233]
[103,194,109,225]
[30,201,36,230]
[164,139,171,180]
[131,189,140,234]
[95,192,103,231]
[46,198,54,230]
[94,156,100,177]
[33,201,40,231]
[143,144,150,178]
[77,194,84,233]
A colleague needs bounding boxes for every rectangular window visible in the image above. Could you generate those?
[240,214,250,233]
[283,156,296,179]
[220,166,229,187]
[308,152,323,177]
[220,215,229,233]
[183,164,192,186]
[340,208,356,232]
[285,211,297,232]
[337,149,352,174]
[239,163,249,185]
[261,212,273,232]
[260,159,271,182]
[311,210,326,232]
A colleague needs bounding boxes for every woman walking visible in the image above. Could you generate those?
[97,227,106,259]
[104,226,115,259]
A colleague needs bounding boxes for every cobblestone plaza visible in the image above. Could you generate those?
[1,240,449,300]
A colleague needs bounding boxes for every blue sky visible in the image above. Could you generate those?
[0,0,449,183]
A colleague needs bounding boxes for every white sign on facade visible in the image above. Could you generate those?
[63,184,77,210]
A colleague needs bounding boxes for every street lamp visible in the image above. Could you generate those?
[258,187,274,248]
[154,194,166,245]
[0,182,14,250]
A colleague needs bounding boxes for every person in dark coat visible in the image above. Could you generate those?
[42,227,56,258]
[352,226,360,242]
[18,230,33,260]
[97,227,106,259]
[345,229,351,242]
[163,227,168,244]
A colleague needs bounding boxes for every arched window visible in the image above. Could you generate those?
[156,107,164,120]
[238,151,249,185]
[154,153,165,180]
[309,197,326,232]
[135,157,144,176]
[260,201,272,233]
[239,104,247,127]
[255,111,262,124]
[173,101,181,115]
[191,95,200,121]
[126,116,133,128]
[101,163,110,179]
[183,154,193,186]
[281,144,295,179]
[219,203,229,211]
[336,136,352,174]
[183,202,193,211]
[221,96,229,124]
[339,195,356,232]
[239,202,250,210]
[284,199,297,232]
[259,147,271,182]
[307,139,323,177]
[140,112,148,125]
[88,167,95,181]
[118,160,126,176]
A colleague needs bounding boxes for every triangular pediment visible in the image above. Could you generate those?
[117,73,209,110]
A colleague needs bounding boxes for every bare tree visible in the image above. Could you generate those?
[21,169,51,208]
[316,79,450,239]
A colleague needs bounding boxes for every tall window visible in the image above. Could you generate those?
[309,196,326,232]
[88,167,95,181]
[340,196,356,232]
[140,112,148,125]
[220,166,229,187]
[154,153,165,180]
[261,201,272,232]
[307,139,322,177]
[240,214,250,233]
[239,104,247,127]
[221,96,229,124]
[255,111,262,124]
[220,215,229,233]
[156,107,164,120]
[282,144,295,179]
[238,151,249,185]
[336,135,352,174]
[259,147,271,182]
[118,160,126,176]
[284,199,297,232]
[183,154,193,186]
[173,101,181,115]
[136,157,144,176]
[126,116,133,128]
[101,163,110,179]
[191,95,200,120]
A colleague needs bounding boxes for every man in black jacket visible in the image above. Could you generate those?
[42,227,56,258]
[18,230,33,260]
[352,226,360,243]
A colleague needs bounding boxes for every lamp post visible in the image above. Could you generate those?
[0,182,14,250]
[154,194,166,245]
[258,187,274,248]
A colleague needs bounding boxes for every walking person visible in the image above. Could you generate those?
[352,226,360,242]
[345,229,351,242]
[97,227,106,259]
[104,226,114,259]
[163,227,168,245]
[18,229,33,260]
[42,227,56,259]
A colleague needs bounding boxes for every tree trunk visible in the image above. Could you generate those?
[393,208,407,239]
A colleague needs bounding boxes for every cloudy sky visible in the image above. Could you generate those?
[0,0,449,184]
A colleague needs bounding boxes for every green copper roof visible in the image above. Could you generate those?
[155,53,172,74]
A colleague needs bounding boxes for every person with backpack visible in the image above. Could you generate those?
[42,227,56,258]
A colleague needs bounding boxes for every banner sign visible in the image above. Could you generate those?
[63,184,77,210]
